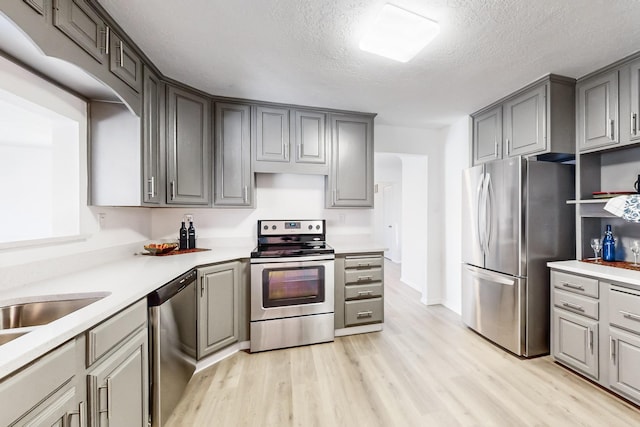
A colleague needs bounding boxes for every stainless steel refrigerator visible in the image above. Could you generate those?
[461,156,574,357]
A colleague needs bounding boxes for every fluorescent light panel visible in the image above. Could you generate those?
[359,4,439,63]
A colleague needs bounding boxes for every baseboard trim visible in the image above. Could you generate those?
[335,323,383,337]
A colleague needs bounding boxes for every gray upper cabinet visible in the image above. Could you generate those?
[472,75,575,165]
[109,30,143,92]
[504,84,546,157]
[254,106,291,166]
[142,66,163,204]
[167,85,211,205]
[197,261,241,359]
[214,102,253,207]
[326,114,374,208]
[577,70,619,152]
[253,106,330,174]
[23,0,48,16]
[53,0,107,63]
[473,106,503,164]
[628,59,640,143]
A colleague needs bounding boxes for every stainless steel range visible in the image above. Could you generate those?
[250,220,335,352]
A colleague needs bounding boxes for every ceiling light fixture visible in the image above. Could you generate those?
[359,4,440,63]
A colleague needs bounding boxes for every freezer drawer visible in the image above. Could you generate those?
[461,264,525,355]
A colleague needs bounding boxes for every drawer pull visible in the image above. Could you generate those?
[561,301,585,312]
[357,290,373,297]
[357,275,372,282]
[358,263,372,267]
[357,311,373,318]
[610,337,616,363]
[561,282,584,291]
[588,328,593,353]
[620,310,640,322]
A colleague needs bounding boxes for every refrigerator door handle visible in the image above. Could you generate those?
[464,264,515,286]
[476,173,486,253]
[483,173,492,253]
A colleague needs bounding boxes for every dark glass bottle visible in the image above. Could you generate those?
[188,221,196,249]
[603,224,616,262]
[179,222,188,250]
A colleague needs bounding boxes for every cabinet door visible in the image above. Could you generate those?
[327,114,374,208]
[472,106,502,165]
[142,67,163,204]
[629,59,640,142]
[23,0,48,16]
[254,106,290,164]
[552,308,598,380]
[578,70,619,152]
[609,327,640,404]
[87,329,148,427]
[198,261,240,358]
[504,84,546,157]
[53,0,107,63]
[214,103,253,207]
[19,385,84,427]
[166,85,210,205]
[109,31,142,92]
[294,109,328,168]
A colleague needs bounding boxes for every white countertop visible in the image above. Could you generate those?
[328,236,387,254]
[547,260,640,290]
[0,237,384,379]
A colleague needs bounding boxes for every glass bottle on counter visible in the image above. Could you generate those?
[179,222,188,250]
[188,221,196,249]
[602,224,616,262]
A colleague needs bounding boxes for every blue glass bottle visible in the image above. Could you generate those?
[603,224,616,262]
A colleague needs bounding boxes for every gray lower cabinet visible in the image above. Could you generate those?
[577,70,619,152]
[326,114,374,208]
[87,329,148,427]
[473,105,503,164]
[0,341,82,427]
[609,327,640,403]
[335,253,384,331]
[166,85,211,205]
[197,261,241,358]
[214,102,253,207]
[552,307,599,380]
[142,66,164,204]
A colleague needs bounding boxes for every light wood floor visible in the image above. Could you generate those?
[167,260,640,426]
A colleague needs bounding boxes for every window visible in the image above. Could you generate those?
[0,55,86,245]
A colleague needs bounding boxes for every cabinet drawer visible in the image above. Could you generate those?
[344,256,383,269]
[344,298,383,326]
[552,271,598,298]
[609,287,640,335]
[87,299,146,366]
[345,267,382,285]
[345,282,383,300]
[553,288,599,320]
[0,340,76,426]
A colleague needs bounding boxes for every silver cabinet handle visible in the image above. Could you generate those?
[297,142,302,159]
[620,310,640,322]
[98,378,112,419]
[494,140,498,158]
[283,143,289,160]
[147,176,155,198]
[200,277,205,298]
[561,301,585,312]
[243,186,248,204]
[588,328,593,352]
[632,113,637,136]
[610,119,615,140]
[357,263,371,267]
[357,311,373,318]
[332,189,338,205]
[610,337,616,363]
[119,40,124,67]
[561,282,584,291]
[357,275,372,282]
[505,138,510,156]
[103,26,110,55]
[357,290,373,297]
[67,401,86,427]
[171,180,176,200]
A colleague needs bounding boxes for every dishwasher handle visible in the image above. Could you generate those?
[148,269,197,306]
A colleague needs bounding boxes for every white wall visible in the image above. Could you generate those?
[374,154,402,262]
[442,116,471,314]
[151,174,374,242]
[375,124,446,305]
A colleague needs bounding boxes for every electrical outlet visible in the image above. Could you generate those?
[185,213,193,223]
[98,212,106,228]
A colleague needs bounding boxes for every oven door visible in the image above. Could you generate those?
[251,256,335,321]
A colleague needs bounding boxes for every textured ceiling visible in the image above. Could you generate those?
[98,0,640,128]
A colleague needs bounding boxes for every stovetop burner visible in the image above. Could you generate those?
[251,219,334,259]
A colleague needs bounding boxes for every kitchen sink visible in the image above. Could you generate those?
[0,330,29,346]
[0,295,106,330]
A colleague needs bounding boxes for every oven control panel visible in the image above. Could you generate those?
[258,220,325,236]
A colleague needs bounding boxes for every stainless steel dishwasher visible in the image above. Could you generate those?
[148,269,198,427]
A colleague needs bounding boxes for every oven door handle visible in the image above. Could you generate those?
[250,254,335,264]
